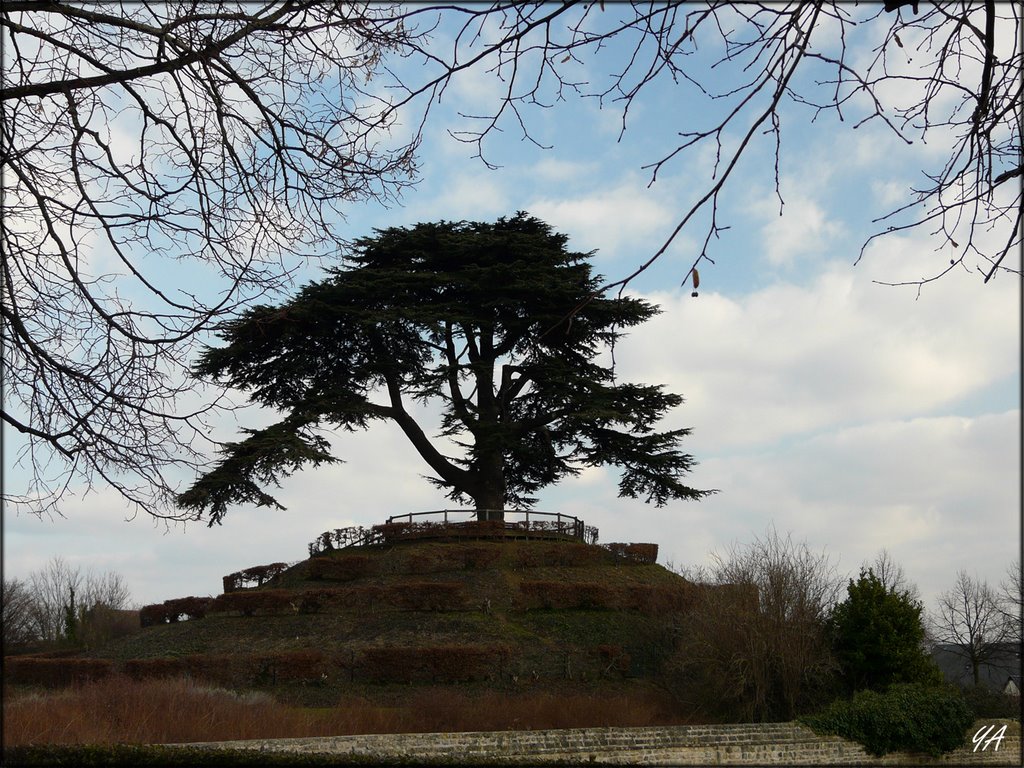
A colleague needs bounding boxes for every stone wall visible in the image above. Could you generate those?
[176,719,1021,765]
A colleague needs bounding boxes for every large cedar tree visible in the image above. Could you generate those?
[178,213,712,523]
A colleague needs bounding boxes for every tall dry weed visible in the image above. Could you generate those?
[3,676,687,746]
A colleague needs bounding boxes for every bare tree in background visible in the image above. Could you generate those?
[667,528,841,721]
[997,558,1022,646]
[1,577,37,648]
[930,569,1010,686]
[3,2,1020,521]
[867,548,921,603]
[22,556,132,644]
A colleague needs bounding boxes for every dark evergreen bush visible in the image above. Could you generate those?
[828,568,941,692]
[800,682,974,756]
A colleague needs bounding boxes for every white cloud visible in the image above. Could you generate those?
[754,193,845,268]
[530,157,600,183]
[527,178,678,256]
[403,169,511,221]
[698,410,1020,609]
[618,249,1017,454]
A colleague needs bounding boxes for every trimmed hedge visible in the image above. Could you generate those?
[139,603,168,627]
[519,581,610,610]
[209,589,295,617]
[204,581,470,618]
[306,555,376,581]
[519,581,691,613]
[390,581,467,611]
[249,650,329,683]
[140,597,214,626]
[221,562,290,593]
[361,644,512,683]
[460,545,502,570]
[124,656,190,682]
[800,683,975,757]
[124,652,331,686]
[602,542,658,564]
[513,542,607,568]
[4,657,115,686]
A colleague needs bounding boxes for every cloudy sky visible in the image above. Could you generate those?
[4,5,1019,616]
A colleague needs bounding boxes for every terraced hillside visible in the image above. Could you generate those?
[57,537,701,707]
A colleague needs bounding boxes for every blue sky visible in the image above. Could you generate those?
[4,5,1020,616]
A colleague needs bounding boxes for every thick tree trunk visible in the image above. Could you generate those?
[474,449,506,521]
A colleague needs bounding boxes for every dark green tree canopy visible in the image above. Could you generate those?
[178,213,713,524]
[829,567,941,693]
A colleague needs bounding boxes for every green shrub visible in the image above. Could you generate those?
[828,568,940,693]
[800,682,974,757]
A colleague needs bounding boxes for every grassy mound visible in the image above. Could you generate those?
[16,539,699,709]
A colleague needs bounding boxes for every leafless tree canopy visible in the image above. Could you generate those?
[3,2,1020,520]
[1,576,37,647]
[997,558,1022,646]
[391,1,1021,293]
[2,1,425,518]
[668,528,841,721]
[930,569,1012,686]
[7,556,133,644]
[866,548,921,602]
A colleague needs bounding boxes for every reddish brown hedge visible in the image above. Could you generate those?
[388,581,466,611]
[602,542,659,564]
[123,657,189,681]
[221,562,290,593]
[140,597,211,627]
[139,603,169,627]
[291,587,330,614]
[461,545,502,570]
[306,555,375,582]
[209,589,294,617]
[513,542,607,568]
[124,654,238,685]
[247,650,328,683]
[164,596,213,621]
[360,644,511,683]
[625,584,694,613]
[4,657,115,687]
[519,581,618,610]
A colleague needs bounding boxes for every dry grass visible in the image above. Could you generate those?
[3,675,690,747]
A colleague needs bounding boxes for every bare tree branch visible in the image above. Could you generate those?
[3,2,1019,521]
[2,2,426,519]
